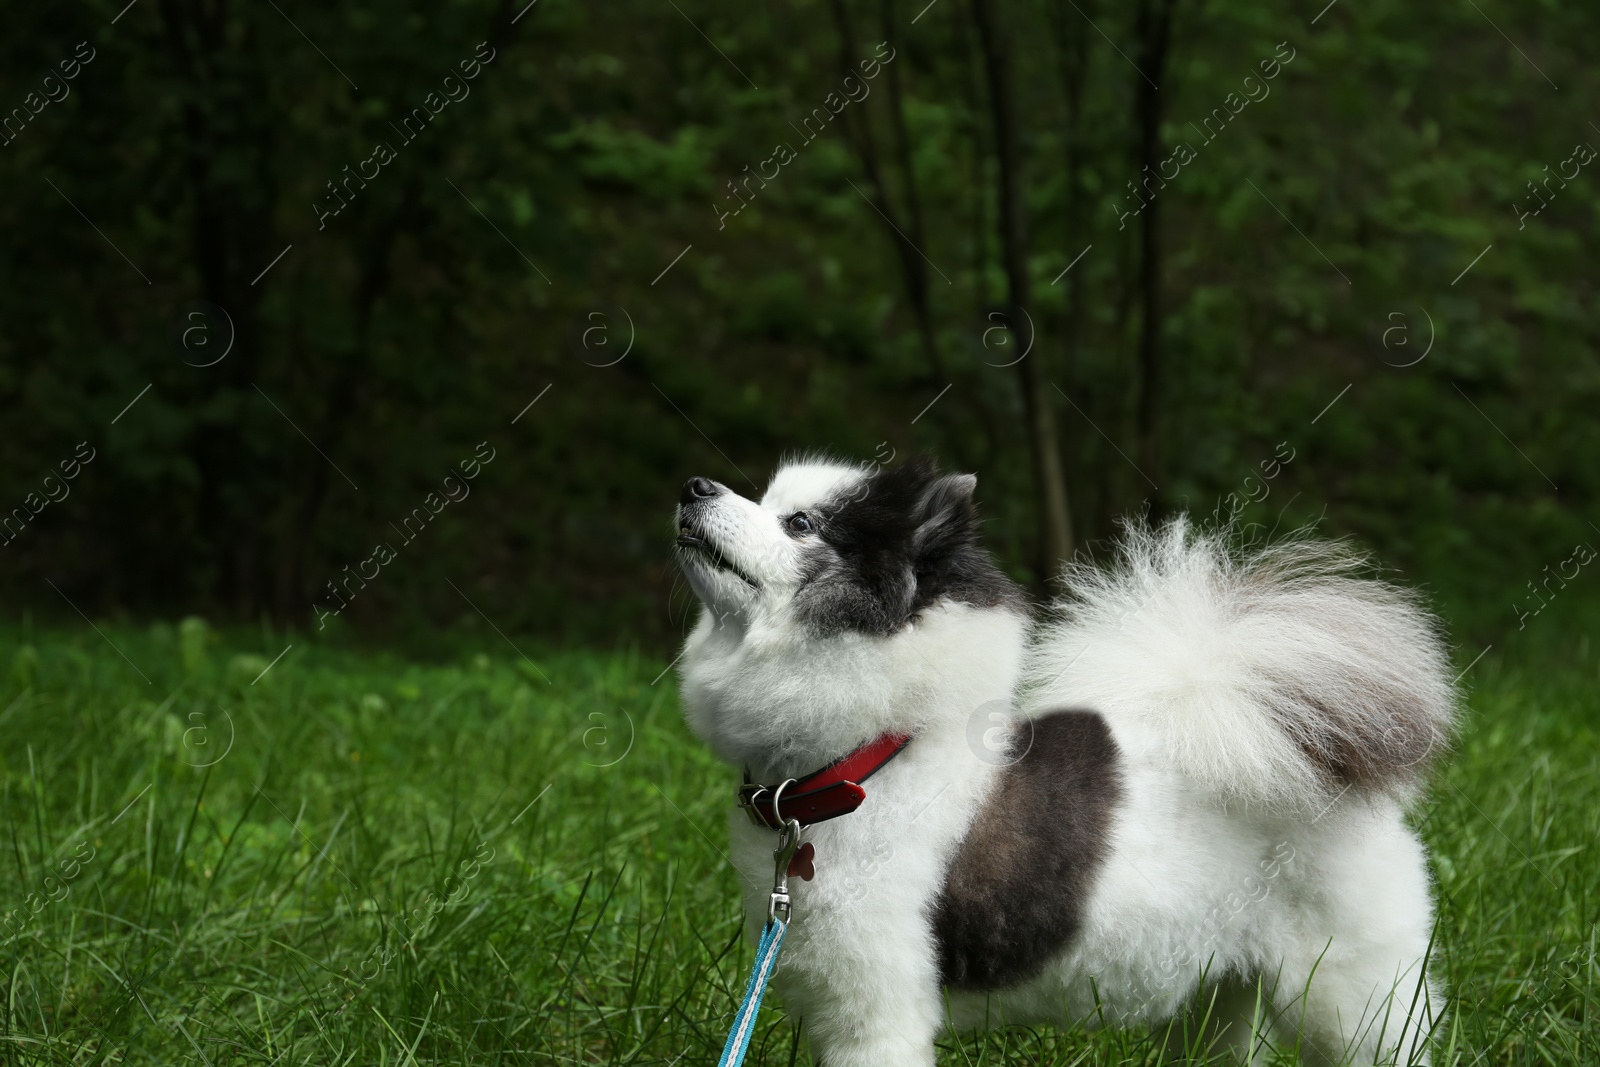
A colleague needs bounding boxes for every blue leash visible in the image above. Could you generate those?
[716,811,804,1067]
[716,917,788,1067]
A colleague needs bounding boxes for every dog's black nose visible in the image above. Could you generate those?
[680,476,720,505]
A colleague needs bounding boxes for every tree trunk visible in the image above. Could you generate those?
[971,0,1074,581]
[827,0,947,390]
[158,0,276,616]
[1134,0,1177,516]
[1048,0,1094,537]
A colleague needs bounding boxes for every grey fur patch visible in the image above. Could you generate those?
[1278,685,1444,790]
[932,709,1121,990]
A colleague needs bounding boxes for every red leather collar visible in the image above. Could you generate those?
[738,731,913,830]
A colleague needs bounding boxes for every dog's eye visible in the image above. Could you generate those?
[786,512,815,536]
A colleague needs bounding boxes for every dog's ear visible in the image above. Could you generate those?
[907,470,1018,613]
[913,472,979,561]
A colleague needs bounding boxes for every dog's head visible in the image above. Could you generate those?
[674,455,1022,636]
[673,455,1029,768]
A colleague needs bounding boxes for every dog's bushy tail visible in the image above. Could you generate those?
[1024,518,1458,811]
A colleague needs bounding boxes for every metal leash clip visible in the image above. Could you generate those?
[767,779,802,923]
[769,818,802,922]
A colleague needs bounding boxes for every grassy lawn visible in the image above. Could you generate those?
[0,619,1595,1065]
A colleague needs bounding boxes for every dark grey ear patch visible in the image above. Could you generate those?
[911,473,978,552]
[932,709,1121,990]
[793,458,1023,637]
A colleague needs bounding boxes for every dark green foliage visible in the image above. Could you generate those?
[0,1,1594,646]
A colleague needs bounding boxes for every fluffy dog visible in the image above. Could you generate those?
[674,455,1454,1066]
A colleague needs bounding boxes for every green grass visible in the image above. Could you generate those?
[0,619,1595,1065]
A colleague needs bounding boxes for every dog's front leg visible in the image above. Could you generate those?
[772,900,944,1067]
[736,824,945,1067]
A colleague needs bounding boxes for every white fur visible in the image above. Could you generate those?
[1026,518,1455,813]
[677,462,1452,1066]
